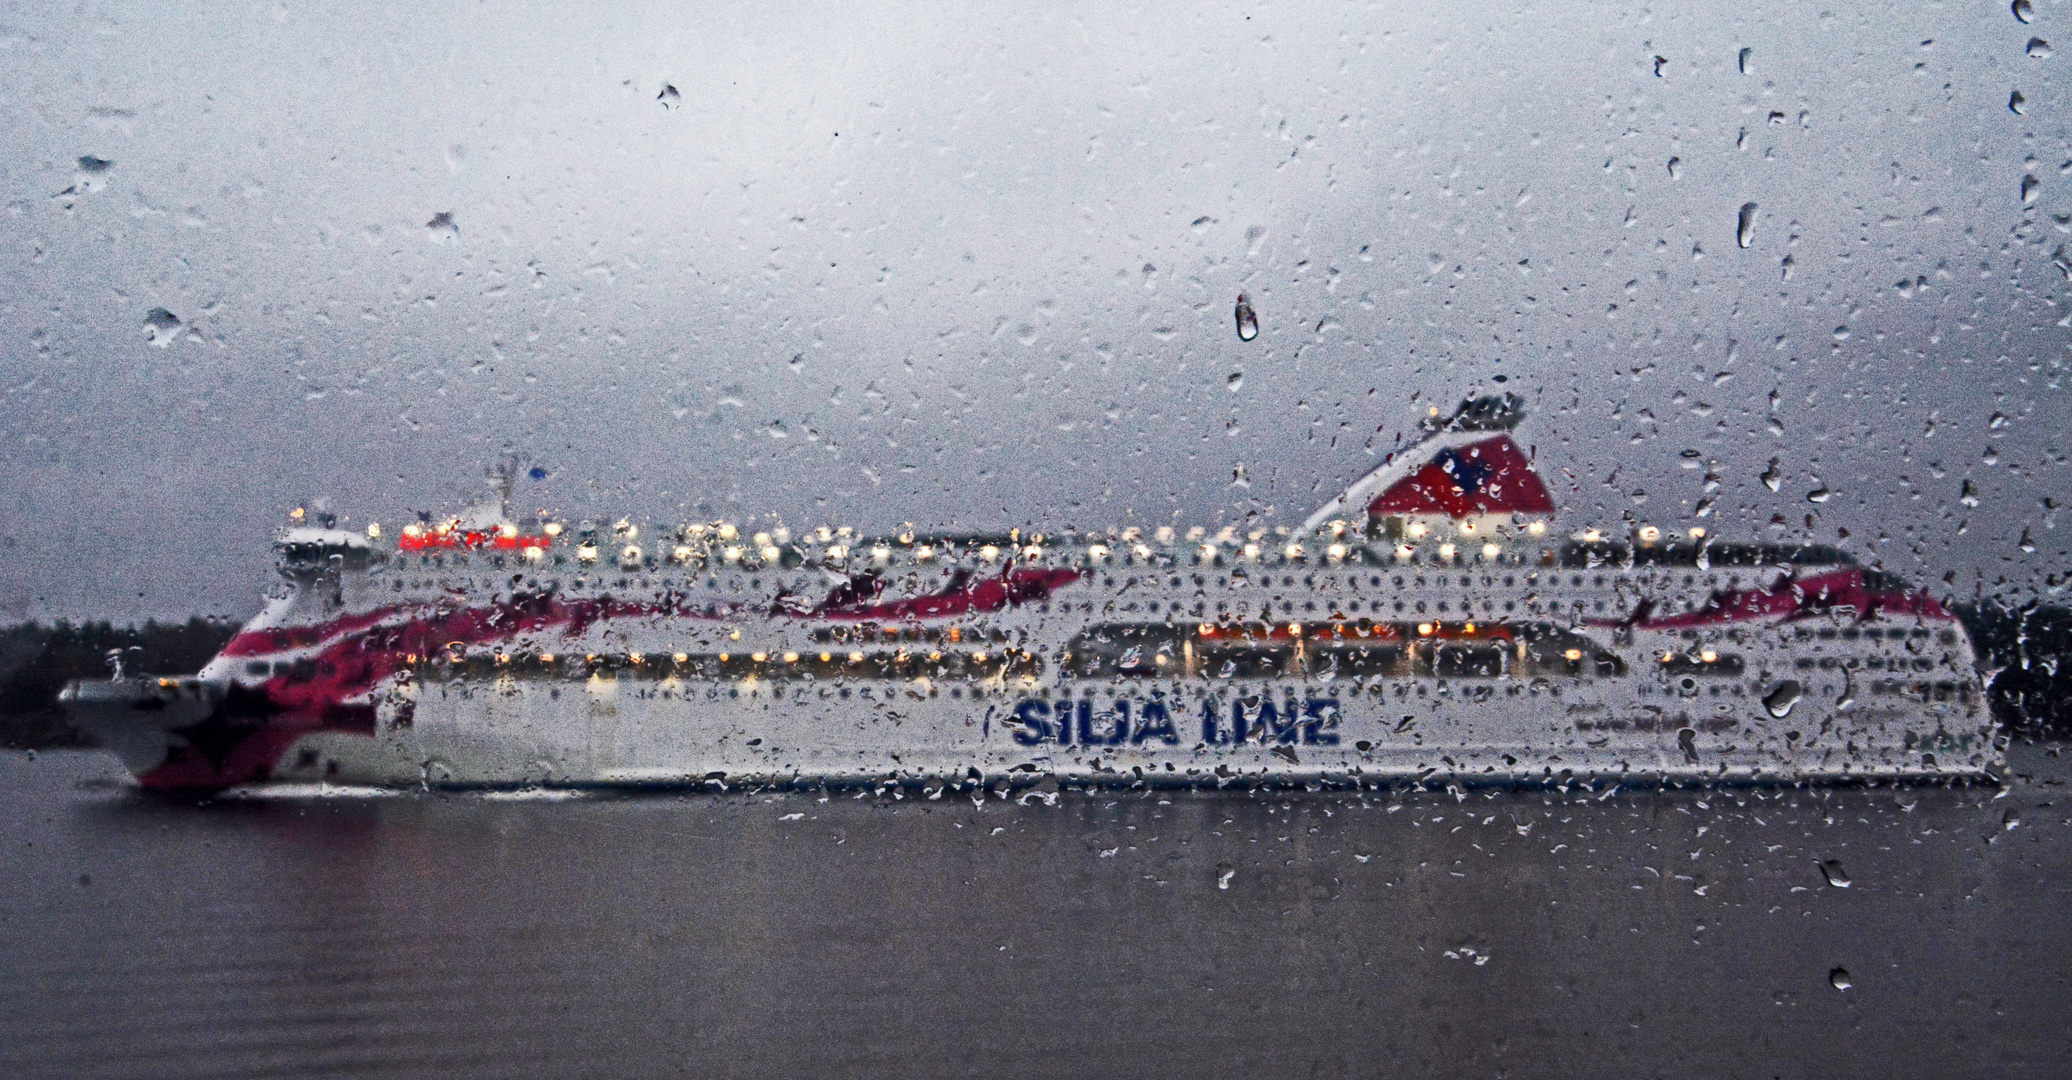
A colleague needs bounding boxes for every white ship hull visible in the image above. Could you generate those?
[61,395,2001,791]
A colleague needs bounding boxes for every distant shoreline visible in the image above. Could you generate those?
[5,606,2067,751]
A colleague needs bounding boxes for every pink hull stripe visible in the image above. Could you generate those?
[142,565,1080,790]
[1592,568,1954,631]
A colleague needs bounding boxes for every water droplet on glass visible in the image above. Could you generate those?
[1761,459,1783,492]
[1960,479,1980,507]
[76,155,112,173]
[1216,862,1235,890]
[2014,0,2034,23]
[1806,486,1832,503]
[1667,156,1681,180]
[1234,294,1259,341]
[142,307,182,348]
[657,83,680,108]
[2027,38,2051,59]
[1764,680,1803,718]
[2020,527,2036,553]
[2021,175,2040,205]
[1736,203,1759,248]
[1832,325,1850,341]
[426,211,458,237]
[2010,90,2027,115]
[1737,47,1752,74]
[1226,371,1243,392]
[1819,859,1852,888]
[1652,54,1667,77]
[1829,968,1853,991]
[1989,412,2008,430]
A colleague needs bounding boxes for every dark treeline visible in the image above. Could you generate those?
[1966,602,2072,735]
[0,618,239,749]
[0,606,2067,752]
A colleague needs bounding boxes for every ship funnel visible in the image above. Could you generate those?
[1301,392,1552,533]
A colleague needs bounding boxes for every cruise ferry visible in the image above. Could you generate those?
[61,395,1999,792]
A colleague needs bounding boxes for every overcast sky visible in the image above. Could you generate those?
[1,0,2066,621]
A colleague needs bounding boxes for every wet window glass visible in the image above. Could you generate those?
[1,2,2066,1076]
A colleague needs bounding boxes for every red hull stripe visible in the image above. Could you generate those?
[144,566,1081,790]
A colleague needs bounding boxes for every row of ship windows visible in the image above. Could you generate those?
[247,647,1660,684]
[360,541,1848,574]
[1046,598,1609,617]
[1789,627,1954,643]
[378,569,1760,597]
[1794,655,1943,671]
[1633,679,1972,701]
[241,645,1950,686]
[373,582,1622,620]
[419,675,1975,708]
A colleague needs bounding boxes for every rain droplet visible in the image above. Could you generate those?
[1763,680,1803,718]
[1819,859,1852,888]
[1806,486,1832,503]
[1652,55,1667,77]
[1829,968,1853,991]
[2027,38,2051,59]
[1738,47,1753,74]
[1832,325,1850,341]
[1960,479,1981,508]
[1226,371,1244,392]
[1234,294,1259,341]
[142,308,182,348]
[426,211,457,237]
[2014,0,2034,23]
[77,155,112,173]
[1667,156,1681,180]
[1990,412,2008,430]
[2010,90,2027,115]
[1736,202,1759,248]
[657,83,680,108]
[1216,862,1235,890]
[2020,527,2036,553]
[2021,175,2040,205]
[527,466,548,480]
[1760,459,1783,492]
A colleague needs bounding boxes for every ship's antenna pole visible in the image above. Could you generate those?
[489,453,519,520]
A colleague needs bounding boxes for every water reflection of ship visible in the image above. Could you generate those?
[61,394,2000,792]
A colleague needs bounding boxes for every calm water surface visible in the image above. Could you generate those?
[3,747,2069,1079]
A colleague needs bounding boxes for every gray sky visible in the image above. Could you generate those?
[1,0,2066,621]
